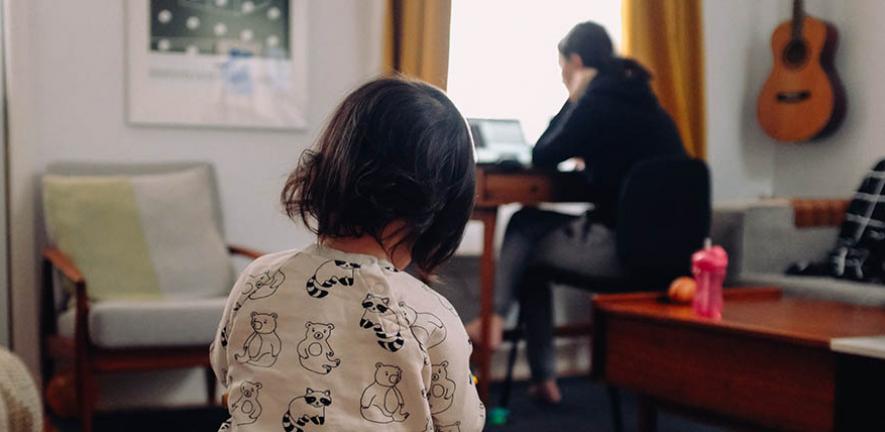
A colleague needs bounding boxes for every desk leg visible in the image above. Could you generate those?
[474,207,497,403]
[638,395,658,432]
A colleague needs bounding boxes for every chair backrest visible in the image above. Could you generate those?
[43,161,233,302]
[46,161,225,236]
[617,157,711,282]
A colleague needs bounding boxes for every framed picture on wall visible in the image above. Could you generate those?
[126,0,308,130]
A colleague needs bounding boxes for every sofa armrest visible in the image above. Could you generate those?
[227,244,264,260]
[43,247,85,286]
[740,200,839,276]
[42,247,91,350]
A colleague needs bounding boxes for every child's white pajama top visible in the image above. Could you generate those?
[211,244,485,432]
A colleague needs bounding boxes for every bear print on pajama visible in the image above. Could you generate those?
[234,312,282,368]
[296,322,341,374]
[360,363,410,424]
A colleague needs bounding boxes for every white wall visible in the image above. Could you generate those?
[7,0,384,407]
[704,0,885,200]
[703,0,779,202]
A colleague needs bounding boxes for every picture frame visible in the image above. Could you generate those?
[126,0,308,130]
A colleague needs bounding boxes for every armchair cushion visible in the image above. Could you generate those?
[43,166,233,301]
[57,297,227,348]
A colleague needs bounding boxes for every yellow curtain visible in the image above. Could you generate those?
[622,0,706,159]
[383,0,452,90]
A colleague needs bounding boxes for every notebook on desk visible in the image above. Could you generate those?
[468,118,532,169]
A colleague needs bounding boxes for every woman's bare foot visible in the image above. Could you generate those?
[464,314,505,351]
[528,379,562,405]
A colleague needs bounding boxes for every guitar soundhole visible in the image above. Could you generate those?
[782,40,808,68]
[776,91,811,103]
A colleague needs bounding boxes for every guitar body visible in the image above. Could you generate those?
[757,16,845,142]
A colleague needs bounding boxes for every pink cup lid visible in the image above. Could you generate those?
[692,244,728,271]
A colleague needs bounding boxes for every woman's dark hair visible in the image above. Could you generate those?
[282,76,476,274]
[558,21,650,81]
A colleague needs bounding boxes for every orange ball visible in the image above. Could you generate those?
[668,276,697,303]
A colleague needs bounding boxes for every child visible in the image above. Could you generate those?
[211,77,484,431]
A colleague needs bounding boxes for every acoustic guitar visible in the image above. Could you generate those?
[757,0,845,142]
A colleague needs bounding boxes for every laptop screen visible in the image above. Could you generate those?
[468,118,532,166]
[479,119,526,147]
[468,119,527,148]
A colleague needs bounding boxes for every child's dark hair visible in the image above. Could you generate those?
[282,77,476,274]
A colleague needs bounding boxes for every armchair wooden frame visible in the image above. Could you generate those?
[41,244,264,432]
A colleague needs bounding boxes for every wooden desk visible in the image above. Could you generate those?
[592,288,885,431]
[470,167,588,401]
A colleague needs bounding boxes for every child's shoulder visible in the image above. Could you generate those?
[238,245,326,278]
[389,272,461,321]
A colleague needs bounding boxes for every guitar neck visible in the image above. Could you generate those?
[791,0,805,39]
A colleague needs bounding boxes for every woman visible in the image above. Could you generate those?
[465,21,687,403]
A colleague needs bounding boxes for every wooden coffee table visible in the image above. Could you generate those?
[591,287,885,431]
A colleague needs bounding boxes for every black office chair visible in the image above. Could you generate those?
[495,157,711,430]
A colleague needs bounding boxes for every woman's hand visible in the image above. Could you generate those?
[567,68,598,103]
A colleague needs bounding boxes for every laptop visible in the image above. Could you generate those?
[469,118,532,168]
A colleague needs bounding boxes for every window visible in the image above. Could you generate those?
[447,0,622,143]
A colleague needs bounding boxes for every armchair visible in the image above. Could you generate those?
[40,162,263,432]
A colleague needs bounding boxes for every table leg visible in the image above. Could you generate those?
[475,207,497,402]
[607,386,624,432]
[836,353,885,430]
[638,395,658,432]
